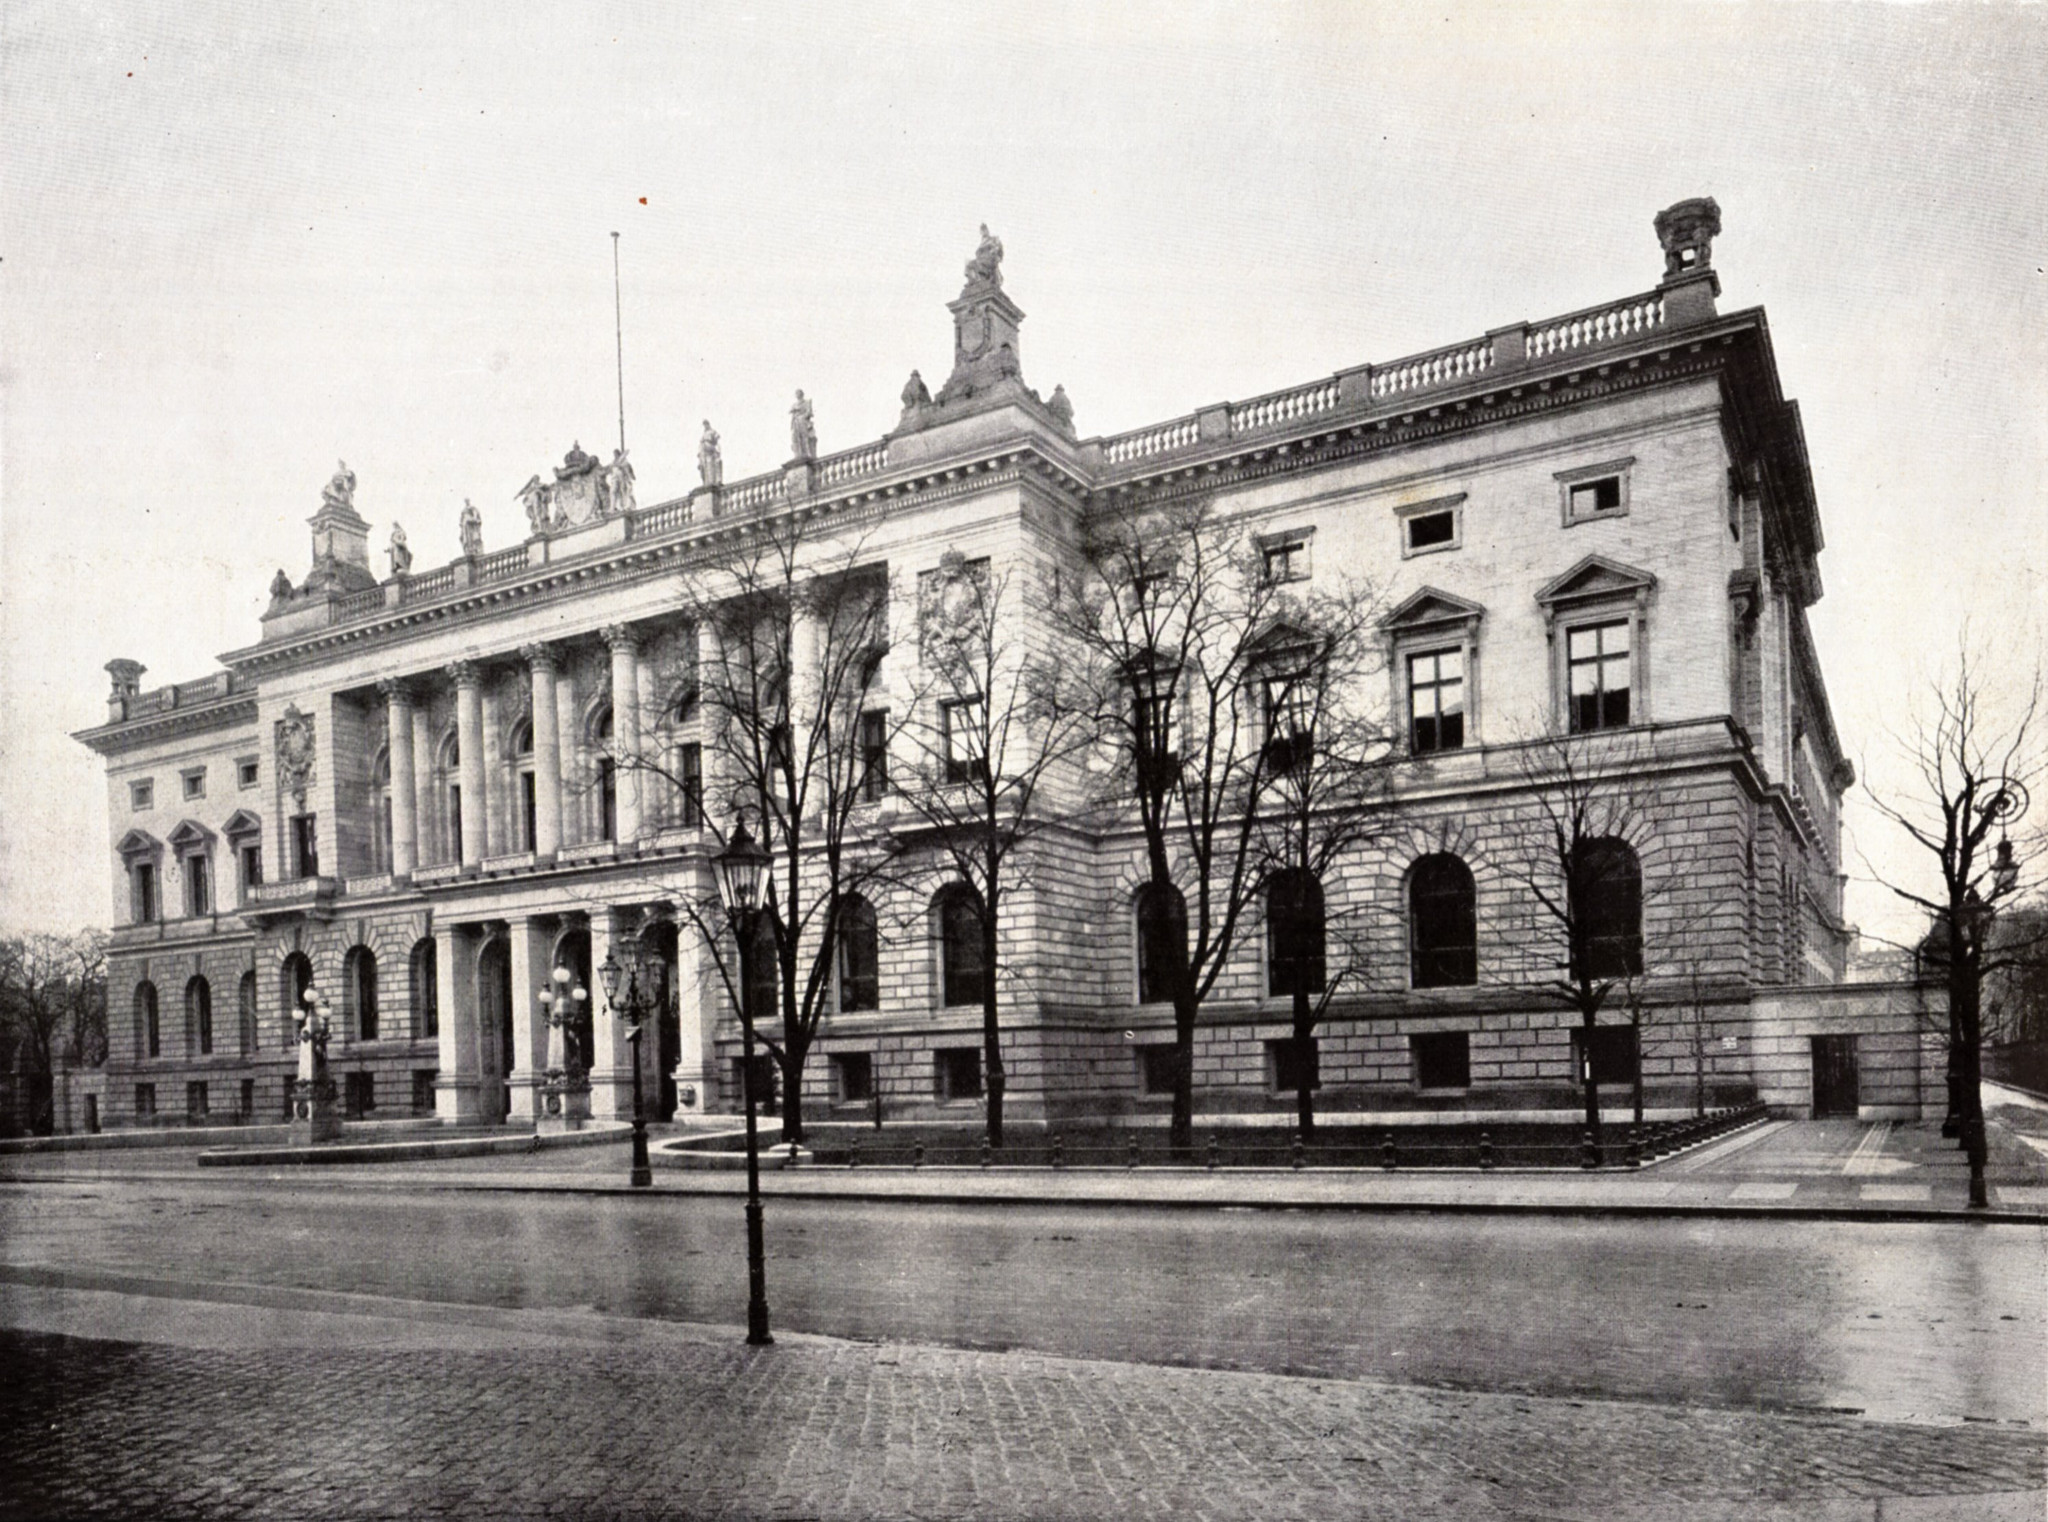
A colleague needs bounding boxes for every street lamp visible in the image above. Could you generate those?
[714,814,774,1346]
[294,987,338,1142]
[598,943,655,1188]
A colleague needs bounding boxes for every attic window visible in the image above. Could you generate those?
[237,757,259,789]
[1557,458,1633,525]
[129,779,154,811]
[182,767,207,800]
[1258,529,1312,586]
[1570,478,1622,518]
[1396,495,1465,559]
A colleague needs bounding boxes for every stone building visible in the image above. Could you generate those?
[75,202,1938,1135]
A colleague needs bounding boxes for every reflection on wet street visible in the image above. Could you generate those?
[1,1174,2038,1425]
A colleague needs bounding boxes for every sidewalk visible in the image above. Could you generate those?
[0,1271,2039,1522]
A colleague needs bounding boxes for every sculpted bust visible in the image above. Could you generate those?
[963,223,1004,290]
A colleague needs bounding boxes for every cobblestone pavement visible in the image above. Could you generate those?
[0,1288,2040,1522]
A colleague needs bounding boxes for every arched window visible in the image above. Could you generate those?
[595,708,618,843]
[345,945,379,1041]
[507,719,537,852]
[280,952,313,1044]
[238,970,258,1055]
[410,938,439,1040]
[1410,855,1477,988]
[437,729,463,863]
[1266,869,1326,998]
[1135,882,1187,1005]
[1569,837,1643,980]
[135,981,160,1059]
[937,885,987,1008]
[837,895,879,1013]
[370,747,392,873]
[185,976,213,1057]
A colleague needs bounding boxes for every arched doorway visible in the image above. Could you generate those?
[641,920,681,1120]
[477,937,513,1123]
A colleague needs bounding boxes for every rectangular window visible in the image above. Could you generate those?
[859,710,889,801]
[237,757,260,789]
[1568,475,1624,522]
[290,814,320,879]
[1572,1025,1639,1088]
[186,1081,209,1120]
[1259,532,1311,585]
[1412,1032,1471,1090]
[449,785,465,857]
[239,844,263,896]
[1134,683,1179,781]
[132,862,158,924]
[343,1071,376,1119]
[1408,649,1465,753]
[833,1052,874,1104]
[1267,1037,1321,1093]
[1262,669,1313,769]
[1139,1044,1179,1096]
[519,772,537,851]
[1567,621,1631,733]
[935,1047,982,1101]
[181,768,207,800]
[412,1071,439,1115]
[129,779,154,811]
[678,743,703,827]
[943,696,987,783]
[184,854,211,917]
[1402,509,1459,556]
[238,1078,255,1119]
[135,1083,156,1119]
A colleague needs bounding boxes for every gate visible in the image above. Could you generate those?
[1811,1034,1859,1117]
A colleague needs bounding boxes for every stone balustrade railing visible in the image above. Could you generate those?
[1527,292,1664,359]
[631,496,692,537]
[1230,377,1340,433]
[1370,336,1494,399]
[335,587,385,619]
[475,545,529,584]
[401,565,457,603]
[1102,416,1200,465]
[815,441,890,488]
[721,473,781,514]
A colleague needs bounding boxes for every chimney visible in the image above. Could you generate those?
[1654,198,1721,325]
[105,659,145,722]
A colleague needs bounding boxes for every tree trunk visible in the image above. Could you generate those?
[1170,1000,1196,1156]
[1630,1012,1645,1130]
[1580,1009,1603,1158]
[780,1000,806,1147]
[1293,984,1315,1138]
[982,949,1005,1149]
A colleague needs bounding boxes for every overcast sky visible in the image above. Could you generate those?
[3,0,2043,947]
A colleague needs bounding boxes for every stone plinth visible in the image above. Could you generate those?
[288,1079,341,1146]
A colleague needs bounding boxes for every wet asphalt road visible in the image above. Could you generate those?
[0,1171,2038,1427]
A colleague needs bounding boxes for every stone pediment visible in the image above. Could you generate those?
[1382,587,1486,634]
[222,809,263,838]
[116,828,160,858]
[167,819,215,852]
[1535,555,1656,612]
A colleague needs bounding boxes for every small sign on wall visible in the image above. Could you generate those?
[1719,1036,1739,1050]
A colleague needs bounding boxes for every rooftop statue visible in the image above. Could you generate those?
[458,499,484,558]
[901,369,931,410]
[1046,383,1074,430]
[269,569,294,604]
[698,421,723,488]
[556,441,599,480]
[517,474,555,536]
[321,460,356,513]
[790,390,817,461]
[964,223,1004,291]
[387,522,412,577]
[603,447,635,516]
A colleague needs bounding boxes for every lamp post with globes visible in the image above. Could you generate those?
[713,815,774,1346]
[598,943,656,1187]
[292,987,339,1144]
[537,965,589,1131]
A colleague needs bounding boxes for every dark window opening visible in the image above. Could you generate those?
[343,1071,376,1119]
[1412,1031,1471,1089]
[1139,1044,1179,1096]
[1261,536,1309,584]
[519,771,537,852]
[1572,1024,1639,1087]
[939,887,988,1008]
[410,939,439,1040]
[1405,510,1456,551]
[936,1047,982,1101]
[598,761,617,842]
[1410,854,1477,987]
[412,1070,439,1115]
[1262,669,1314,771]
[290,813,319,878]
[239,1079,255,1119]
[1133,682,1179,786]
[347,946,378,1042]
[678,742,703,827]
[1409,649,1465,754]
[239,844,262,895]
[136,983,160,1059]
[1266,869,1326,998]
[834,1052,874,1104]
[1135,883,1187,1006]
[859,710,889,801]
[184,854,211,916]
[135,1083,156,1119]
[1567,621,1631,733]
[1569,838,1643,980]
[132,862,157,924]
[837,896,880,1012]
[238,758,259,788]
[1569,476,1623,519]
[186,1080,209,1120]
[187,977,212,1056]
[1268,1036,1320,1092]
[943,697,987,783]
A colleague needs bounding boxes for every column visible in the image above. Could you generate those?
[672,883,712,1115]
[410,698,436,864]
[433,923,482,1123]
[586,908,633,1120]
[449,660,487,866]
[504,916,553,1122]
[522,644,563,861]
[381,681,418,880]
[605,626,643,848]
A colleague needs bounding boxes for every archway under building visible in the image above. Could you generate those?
[641,920,680,1121]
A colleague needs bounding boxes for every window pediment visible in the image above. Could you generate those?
[1535,555,1656,616]
[222,809,262,839]
[1382,587,1485,638]
[167,820,215,853]
[116,828,161,859]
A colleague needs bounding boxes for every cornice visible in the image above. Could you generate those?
[73,695,259,757]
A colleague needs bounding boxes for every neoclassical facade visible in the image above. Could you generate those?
[80,202,1902,1134]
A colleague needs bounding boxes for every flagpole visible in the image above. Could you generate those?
[611,231,626,455]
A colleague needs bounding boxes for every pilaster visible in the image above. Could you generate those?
[433,922,482,1123]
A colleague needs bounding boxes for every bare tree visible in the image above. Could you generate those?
[634,512,901,1146]
[1489,729,1662,1160]
[0,930,108,1135]
[887,551,1094,1147]
[1057,493,1387,1152]
[1863,649,2041,1207]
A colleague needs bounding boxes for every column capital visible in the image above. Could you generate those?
[520,642,558,672]
[446,659,483,688]
[377,678,417,707]
[602,624,641,655]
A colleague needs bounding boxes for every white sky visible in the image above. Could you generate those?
[3,0,2043,947]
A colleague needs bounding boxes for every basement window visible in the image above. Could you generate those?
[1412,1032,1470,1090]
